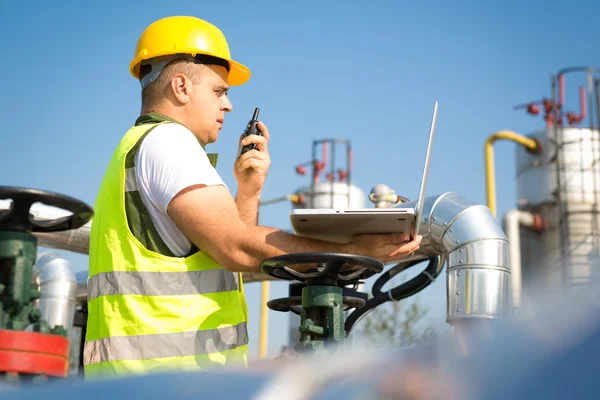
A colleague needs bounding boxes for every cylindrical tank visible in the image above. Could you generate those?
[516,127,600,298]
[293,182,366,209]
[34,252,78,335]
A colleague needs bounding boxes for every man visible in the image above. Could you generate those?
[83,15,422,379]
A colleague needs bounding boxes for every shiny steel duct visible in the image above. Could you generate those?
[408,192,509,326]
[369,189,510,328]
[34,252,78,336]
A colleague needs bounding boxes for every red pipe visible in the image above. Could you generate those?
[531,214,548,234]
[559,74,565,106]
[322,142,328,171]
[579,85,587,120]
[348,148,353,174]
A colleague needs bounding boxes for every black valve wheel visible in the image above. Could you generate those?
[0,186,93,233]
[267,296,366,316]
[260,252,384,285]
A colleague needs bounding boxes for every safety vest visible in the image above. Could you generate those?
[83,113,249,379]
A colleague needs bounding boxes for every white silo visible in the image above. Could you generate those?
[513,67,600,306]
[290,138,365,209]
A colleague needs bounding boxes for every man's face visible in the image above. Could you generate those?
[187,64,232,145]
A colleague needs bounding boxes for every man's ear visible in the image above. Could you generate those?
[171,74,191,105]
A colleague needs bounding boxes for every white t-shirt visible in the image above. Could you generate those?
[135,122,227,256]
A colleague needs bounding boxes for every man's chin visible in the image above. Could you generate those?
[206,133,219,144]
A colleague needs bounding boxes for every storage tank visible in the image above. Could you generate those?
[514,67,600,302]
[516,127,600,294]
[293,181,366,209]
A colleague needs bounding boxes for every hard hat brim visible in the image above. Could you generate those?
[130,50,251,86]
[227,59,251,86]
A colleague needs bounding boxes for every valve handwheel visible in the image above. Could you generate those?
[261,252,383,315]
[0,186,93,233]
[260,252,384,284]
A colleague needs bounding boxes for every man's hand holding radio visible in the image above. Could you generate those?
[234,121,271,201]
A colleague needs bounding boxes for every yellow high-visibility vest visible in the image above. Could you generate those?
[83,113,248,379]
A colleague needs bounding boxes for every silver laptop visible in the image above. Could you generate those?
[290,101,439,244]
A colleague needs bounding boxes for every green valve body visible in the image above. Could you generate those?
[0,231,64,336]
[296,285,345,354]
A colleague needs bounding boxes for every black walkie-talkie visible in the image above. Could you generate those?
[237,107,261,158]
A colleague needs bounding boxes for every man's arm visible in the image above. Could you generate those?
[168,184,353,272]
[235,191,259,226]
[168,184,420,273]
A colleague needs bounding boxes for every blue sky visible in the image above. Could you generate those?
[1,0,599,358]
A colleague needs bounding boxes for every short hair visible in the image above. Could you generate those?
[140,59,206,111]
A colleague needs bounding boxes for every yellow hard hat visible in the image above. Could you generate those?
[129,16,250,86]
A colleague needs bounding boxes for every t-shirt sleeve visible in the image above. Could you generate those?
[135,123,227,214]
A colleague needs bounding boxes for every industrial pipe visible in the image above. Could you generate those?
[502,210,547,311]
[259,281,270,359]
[36,221,92,254]
[391,192,511,327]
[34,252,78,336]
[484,131,540,217]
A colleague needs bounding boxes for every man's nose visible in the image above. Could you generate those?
[222,96,232,113]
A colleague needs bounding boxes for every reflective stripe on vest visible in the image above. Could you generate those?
[87,269,238,299]
[84,114,249,379]
[84,321,247,365]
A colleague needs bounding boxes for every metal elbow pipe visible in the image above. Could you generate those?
[401,192,510,326]
[34,252,78,335]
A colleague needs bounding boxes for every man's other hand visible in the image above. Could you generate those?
[351,233,423,264]
[234,121,271,197]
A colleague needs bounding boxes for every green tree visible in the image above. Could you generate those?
[356,261,439,348]
[359,297,437,348]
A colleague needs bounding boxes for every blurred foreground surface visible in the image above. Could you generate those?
[1,284,599,400]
